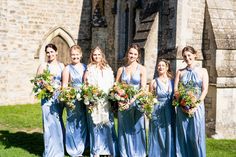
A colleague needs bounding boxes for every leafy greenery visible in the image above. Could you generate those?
[0,104,236,157]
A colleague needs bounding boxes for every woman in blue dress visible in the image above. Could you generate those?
[62,45,88,156]
[84,46,118,157]
[148,59,175,157]
[174,46,209,157]
[36,43,65,157]
[116,43,147,157]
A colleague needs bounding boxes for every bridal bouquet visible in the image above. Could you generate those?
[172,81,201,117]
[136,90,158,119]
[81,84,107,112]
[58,87,82,110]
[30,69,60,100]
[108,82,137,112]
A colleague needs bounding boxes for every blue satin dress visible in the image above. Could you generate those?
[41,63,64,157]
[118,65,146,157]
[176,67,206,157]
[148,78,175,157]
[65,64,88,156]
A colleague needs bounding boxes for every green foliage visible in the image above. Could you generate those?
[207,139,236,157]
[58,87,80,110]
[30,69,57,100]
[0,104,42,130]
[136,91,158,119]
[0,104,236,157]
[81,84,107,112]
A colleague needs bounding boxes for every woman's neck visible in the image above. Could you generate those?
[126,61,138,68]
[158,73,168,79]
[72,62,81,66]
[47,60,57,64]
[187,62,196,69]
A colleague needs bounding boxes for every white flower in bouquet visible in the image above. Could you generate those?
[76,93,82,101]
[84,97,90,105]
[153,98,158,104]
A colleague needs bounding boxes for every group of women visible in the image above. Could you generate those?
[36,43,209,157]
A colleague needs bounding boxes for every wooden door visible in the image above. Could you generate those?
[51,36,70,65]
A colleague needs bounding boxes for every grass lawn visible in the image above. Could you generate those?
[0,104,236,157]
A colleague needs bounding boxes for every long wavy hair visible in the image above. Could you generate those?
[124,43,142,64]
[157,59,173,79]
[89,46,108,69]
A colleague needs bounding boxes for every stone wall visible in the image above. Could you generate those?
[202,4,217,136]
[91,0,115,70]
[203,0,236,138]
[0,0,91,105]
[144,14,158,82]
[175,0,205,59]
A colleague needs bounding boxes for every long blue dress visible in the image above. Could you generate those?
[148,78,175,157]
[176,67,206,157]
[118,65,146,157]
[86,65,118,157]
[65,64,88,156]
[41,63,64,157]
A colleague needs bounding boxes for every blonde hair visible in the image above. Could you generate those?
[157,59,173,79]
[124,43,142,64]
[89,46,108,69]
[70,45,83,57]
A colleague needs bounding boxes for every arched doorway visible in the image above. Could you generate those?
[51,36,70,65]
[36,27,75,65]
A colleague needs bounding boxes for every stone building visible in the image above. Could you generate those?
[0,0,235,138]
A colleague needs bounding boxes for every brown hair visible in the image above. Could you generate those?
[124,43,142,64]
[45,43,57,52]
[70,45,83,57]
[157,59,173,79]
[89,46,108,69]
[182,46,198,58]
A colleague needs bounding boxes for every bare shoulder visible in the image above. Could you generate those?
[117,66,123,73]
[38,62,47,70]
[176,67,185,75]
[150,79,156,86]
[139,64,146,72]
[200,67,208,76]
[59,62,65,68]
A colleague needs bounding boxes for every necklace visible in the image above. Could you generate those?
[159,77,168,84]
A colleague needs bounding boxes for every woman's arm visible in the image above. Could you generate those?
[199,68,209,101]
[83,70,88,84]
[174,70,181,92]
[115,67,123,83]
[149,79,156,93]
[36,63,46,75]
[62,66,70,88]
[140,65,147,90]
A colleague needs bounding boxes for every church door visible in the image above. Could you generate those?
[51,36,70,65]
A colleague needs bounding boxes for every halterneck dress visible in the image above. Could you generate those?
[118,65,146,157]
[148,78,175,157]
[176,67,206,157]
[65,64,88,156]
[41,62,64,157]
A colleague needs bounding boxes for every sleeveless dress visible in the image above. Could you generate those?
[41,63,64,157]
[118,65,146,157]
[176,67,206,157]
[148,78,175,157]
[86,64,118,157]
[65,64,88,156]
